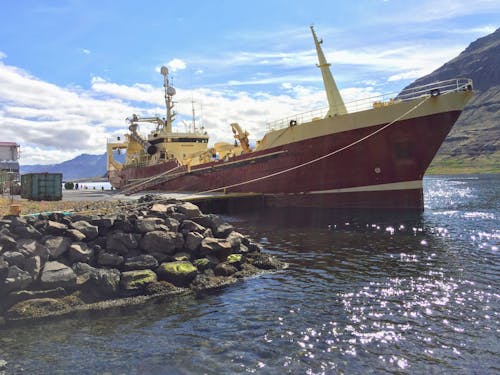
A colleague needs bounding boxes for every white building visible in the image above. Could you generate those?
[0,142,20,191]
[0,141,20,170]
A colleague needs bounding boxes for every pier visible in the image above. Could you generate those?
[58,189,265,214]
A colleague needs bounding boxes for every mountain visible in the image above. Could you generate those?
[21,153,109,181]
[403,27,500,174]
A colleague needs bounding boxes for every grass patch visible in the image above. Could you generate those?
[427,155,500,175]
[0,197,80,216]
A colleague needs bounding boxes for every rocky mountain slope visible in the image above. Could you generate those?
[404,27,500,173]
[20,153,124,181]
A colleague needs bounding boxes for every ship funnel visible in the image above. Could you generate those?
[310,26,347,117]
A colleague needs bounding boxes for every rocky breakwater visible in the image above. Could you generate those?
[0,196,284,324]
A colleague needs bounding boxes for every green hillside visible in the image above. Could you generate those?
[405,28,500,174]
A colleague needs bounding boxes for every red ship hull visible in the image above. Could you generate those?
[114,110,461,209]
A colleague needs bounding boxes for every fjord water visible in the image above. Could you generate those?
[1,175,498,374]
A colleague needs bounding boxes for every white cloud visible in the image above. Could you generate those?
[167,58,187,72]
[224,75,321,87]
[375,0,500,24]
[91,76,160,104]
[329,44,464,74]
[190,38,465,86]
[448,25,497,35]
[80,48,91,55]
[387,69,428,82]
[19,146,85,165]
[0,61,140,164]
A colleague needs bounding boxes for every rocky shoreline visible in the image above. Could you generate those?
[0,195,285,326]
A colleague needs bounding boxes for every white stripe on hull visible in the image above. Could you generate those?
[309,180,423,194]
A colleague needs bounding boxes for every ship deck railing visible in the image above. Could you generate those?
[266,78,472,131]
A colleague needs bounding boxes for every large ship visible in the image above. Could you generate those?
[107,26,473,209]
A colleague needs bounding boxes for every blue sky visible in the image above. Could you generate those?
[0,0,498,164]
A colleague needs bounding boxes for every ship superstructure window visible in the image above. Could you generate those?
[171,138,208,143]
[394,141,414,160]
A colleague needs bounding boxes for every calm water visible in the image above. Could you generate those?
[1,175,498,374]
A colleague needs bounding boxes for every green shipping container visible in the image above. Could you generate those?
[21,173,62,201]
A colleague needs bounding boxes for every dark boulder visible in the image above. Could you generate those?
[0,256,8,280]
[214,262,238,277]
[3,251,25,268]
[164,217,180,232]
[91,216,116,231]
[105,231,138,255]
[184,232,204,253]
[0,233,17,252]
[179,220,206,235]
[71,221,99,241]
[25,256,42,280]
[65,229,86,242]
[73,263,120,297]
[44,236,71,259]
[45,220,68,235]
[68,242,94,263]
[226,231,245,249]
[123,255,158,271]
[12,224,42,239]
[135,217,163,233]
[18,240,49,262]
[192,214,233,238]
[140,231,184,254]
[176,202,202,219]
[40,261,77,289]
[97,251,124,267]
[2,266,33,294]
[199,237,233,260]
[113,217,135,233]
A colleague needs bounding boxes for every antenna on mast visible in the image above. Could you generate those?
[160,66,176,133]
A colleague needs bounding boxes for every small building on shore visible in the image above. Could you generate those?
[0,142,20,194]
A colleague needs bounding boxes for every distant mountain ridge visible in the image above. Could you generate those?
[404,27,500,173]
[20,153,109,180]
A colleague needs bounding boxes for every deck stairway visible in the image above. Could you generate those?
[121,165,187,195]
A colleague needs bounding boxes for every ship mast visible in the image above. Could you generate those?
[191,99,197,133]
[310,26,347,117]
[160,66,176,133]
